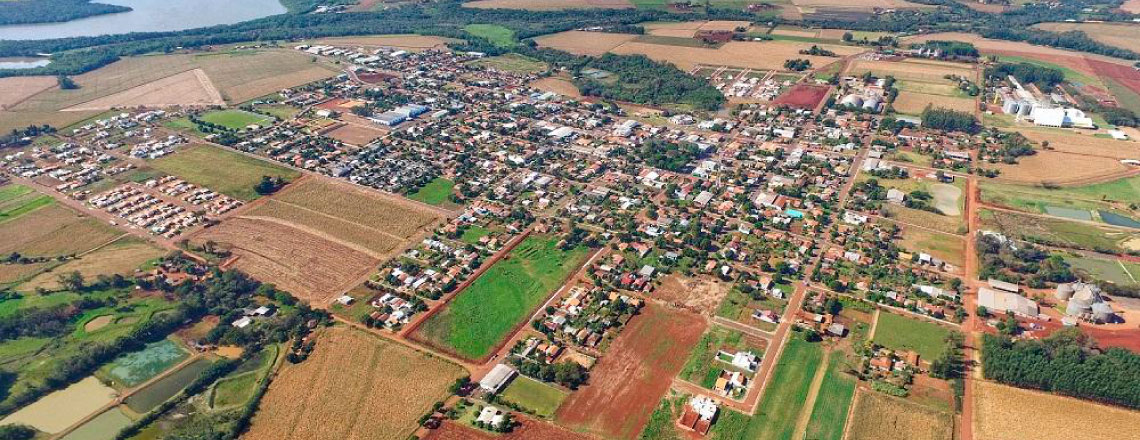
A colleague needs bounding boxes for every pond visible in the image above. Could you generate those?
[0,377,117,434]
[59,408,132,440]
[102,339,189,388]
[125,357,213,414]
[0,58,51,69]
[0,0,287,41]
[1099,210,1140,229]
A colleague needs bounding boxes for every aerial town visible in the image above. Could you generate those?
[2,0,1140,440]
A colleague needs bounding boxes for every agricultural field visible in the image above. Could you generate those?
[982,209,1140,254]
[243,200,406,257]
[556,304,706,440]
[469,54,548,73]
[414,235,590,360]
[993,150,1130,186]
[607,39,863,71]
[0,198,123,259]
[974,380,1140,440]
[0,76,56,110]
[738,337,824,440]
[272,179,442,239]
[499,375,569,418]
[191,49,341,104]
[244,326,465,440]
[849,58,975,83]
[198,109,274,130]
[678,325,766,390]
[872,312,952,360]
[21,236,164,291]
[893,91,975,115]
[150,144,300,201]
[1033,22,1140,53]
[463,0,632,9]
[1065,255,1140,286]
[534,31,639,56]
[803,352,857,440]
[846,389,953,440]
[62,68,223,112]
[307,34,458,50]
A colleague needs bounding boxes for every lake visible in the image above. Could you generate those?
[0,0,287,41]
[0,58,51,69]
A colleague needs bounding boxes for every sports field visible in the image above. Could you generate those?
[414,235,590,360]
[199,109,273,130]
[872,312,951,360]
[150,144,300,201]
[499,375,569,418]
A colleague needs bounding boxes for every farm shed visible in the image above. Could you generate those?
[480,364,517,394]
[978,287,1039,317]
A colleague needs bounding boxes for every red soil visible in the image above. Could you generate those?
[1086,59,1140,98]
[772,84,830,110]
[422,419,593,440]
[555,303,706,440]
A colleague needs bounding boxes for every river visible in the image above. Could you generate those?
[0,0,288,41]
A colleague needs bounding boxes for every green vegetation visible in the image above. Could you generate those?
[211,371,259,408]
[198,110,273,131]
[920,106,979,134]
[709,408,752,439]
[0,185,33,203]
[679,326,762,390]
[0,0,130,26]
[459,225,492,245]
[804,353,857,440]
[991,55,1099,88]
[873,312,951,360]
[1066,255,1140,285]
[125,357,214,413]
[498,375,568,418]
[982,209,1138,254]
[0,194,53,224]
[979,177,1140,217]
[407,177,456,206]
[470,53,547,73]
[99,339,189,388]
[464,24,517,48]
[416,235,590,359]
[743,337,824,440]
[150,145,299,201]
[986,62,1064,88]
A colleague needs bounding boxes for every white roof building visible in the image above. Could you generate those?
[978,287,1039,317]
[1030,107,1094,129]
[479,364,517,394]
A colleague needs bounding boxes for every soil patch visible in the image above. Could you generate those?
[84,315,114,332]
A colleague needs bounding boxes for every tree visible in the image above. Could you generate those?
[57,75,78,90]
[0,424,36,440]
[254,175,285,195]
[58,271,84,291]
[842,32,854,42]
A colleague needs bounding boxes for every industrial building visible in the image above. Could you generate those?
[479,364,517,394]
[1056,282,1116,323]
[978,287,1040,317]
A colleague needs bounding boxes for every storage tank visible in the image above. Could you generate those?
[1066,296,1092,316]
[862,96,881,112]
[839,94,863,108]
[1055,283,1075,301]
[1092,302,1114,323]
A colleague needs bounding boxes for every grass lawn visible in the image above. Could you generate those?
[743,337,824,440]
[464,24,516,48]
[415,235,590,360]
[162,117,208,137]
[872,312,951,360]
[470,54,547,73]
[716,286,785,331]
[198,109,273,130]
[679,326,763,390]
[804,352,857,440]
[892,223,966,267]
[498,375,568,418]
[459,225,492,245]
[212,372,259,408]
[149,144,299,201]
[408,177,455,206]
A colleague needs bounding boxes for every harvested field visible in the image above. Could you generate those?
[530,77,582,97]
[904,32,1137,72]
[1086,58,1140,103]
[534,31,639,56]
[0,76,55,110]
[245,326,465,440]
[0,109,101,134]
[644,21,703,38]
[556,303,706,439]
[1034,22,1140,53]
[0,262,50,286]
[423,418,594,440]
[464,0,632,9]
[150,144,300,201]
[273,179,442,239]
[1125,0,1140,13]
[772,84,831,109]
[62,68,223,112]
[653,274,731,316]
[993,150,1130,185]
[242,200,404,258]
[849,59,974,83]
[309,34,458,50]
[0,203,123,258]
[324,123,386,145]
[12,55,200,113]
[975,380,1140,440]
[193,217,379,305]
[1019,129,1140,160]
[846,389,953,440]
[193,49,339,104]
[608,40,862,71]
[893,91,975,115]
[791,0,931,8]
[22,237,164,290]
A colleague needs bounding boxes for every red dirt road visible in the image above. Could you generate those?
[555,303,706,440]
[422,418,595,440]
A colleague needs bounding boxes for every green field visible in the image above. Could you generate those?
[982,209,1139,254]
[981,176,1140,215]
[804,353,857,440]
[212,345,276,408]
[99,339,189,388]
[679,326,763,390]
[1066,255,1140,285]
[408,177,456,206]
[0,184,33,203]
[0,193,53,224]
[872,312,951,360]
[415,235,590,360]
[743,337,824,440]
[199,109,273,130]
[464,24,516,48]
[498,375,568,418]
[150,144,299,201]
[989,54,1102,88]
[125,357,214,413]
[460,225,492,245]
[470,54,547,73]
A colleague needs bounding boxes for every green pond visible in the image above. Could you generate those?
[59,408,132,440]
[103,339,189,387]
[125,358,213,413]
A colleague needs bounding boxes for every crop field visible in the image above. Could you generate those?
[408,177,457,206]
[308,34,458,50]
[245,326,464,440]
[470,53,548,73]
[556,304,705,439]
[99,339,189,388]
[323,123,386,145]
[982,208,1140,253]
[499,375,569,418]
[0,376,117,434]
[125,357,214,413]
[22,237,164,290]
[63,68,223,112]
[150,144,299,201]
[0,76,55,110]
[273,179,442,239]
[847,389,953,440]
[193,217,380,305]
[1034,22,1140,53]
[679,325,766,389]
[849,59,975,83]
[0,201,123,258]
[10,55,201,114]
[0,262,51,287]
[243,200,405,258]
[993,150,1129,185]
[414,235,590,360]
[739,337,824,440]
[772,84,831,109]
[199,109,273,130]
[974,380,1140,440]
[1019,129,1139,160]
[463,0,632,9]
[804,352,857,440]
[608,40,863,71]
[534,31,639,55]
[872,312,951,360]
[893,91,975,115]
[192,49,340,104]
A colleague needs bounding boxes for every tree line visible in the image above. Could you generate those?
[920,106,979,134]
[0,0,129,26]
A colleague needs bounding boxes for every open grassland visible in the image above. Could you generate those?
[0,76,55,110]
[534,31,639,55]
[193,217,379,305]
[273,179,442,239]
[982,208,1140,253]
[804,351,857,440]
[557,303,706,439]
[847,389,953,440]
[741,337,824,440]
[464,24,517,47]
[199,109,273,130]
[464,0,632,9]
[0,376,117,434]
[62,68,223,112]
[415,235,590,360]
[408,177,457,207]
[212,346,277,408]
[975,380,1140,440]
[872,312,951,360]
[500,375,569,418]
[0,201,123,258]
[150,144,299,201]
[849,59,974,83]
[1033,22,1140,53]
[992,150,1130,185]
[894,224,966,267]
[245,326,464,440]
[22,237,163,291]
[470,54,548,73]
[608,39,863,71]
[0,262,51,288]
[1066,254,1140,285]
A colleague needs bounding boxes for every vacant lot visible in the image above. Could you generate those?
[464,0,631,9]
[895,225,966,268]
[773,84,831,109]
[273,179,441,239]
[63,68,223,111]
[470,53,548,73]
[741,337,824,440]
[199,109,273,130]
[608,39,862,71]
[408,177,456,207]
[653,274,731,316]
[535,31,639,55]
[530,76,582,97]
[679,325,765,389]
[0,201,123,258]
[893,91,975,115]
[23,237,164,290]
[243,200,405,258]
[872,312,951,360]
[974,380,1140,440]
[150,144,299,201]
[0,76,55,110]
[500,375,569,418]
[245,326,465,440]
[415,235,589,360]
[556,303,705,439]
[847,389,953,440]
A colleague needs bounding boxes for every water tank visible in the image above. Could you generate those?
[1055,283,1075,301]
